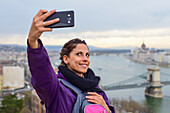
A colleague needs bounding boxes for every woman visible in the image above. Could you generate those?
[27,9,115,113]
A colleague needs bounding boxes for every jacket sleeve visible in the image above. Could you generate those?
[27,39,60,106]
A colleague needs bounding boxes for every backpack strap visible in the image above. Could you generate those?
[59,78,91,113]
[59,78,82,94]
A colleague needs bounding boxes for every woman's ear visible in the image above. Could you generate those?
[63,55,69,65]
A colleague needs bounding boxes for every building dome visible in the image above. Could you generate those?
[141,42,146,49]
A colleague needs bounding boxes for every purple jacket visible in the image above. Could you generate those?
[27,39,115,113]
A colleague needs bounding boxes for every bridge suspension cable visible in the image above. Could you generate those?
[103,72,148,89]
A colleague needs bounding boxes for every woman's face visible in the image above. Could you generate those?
[64,44,90,76]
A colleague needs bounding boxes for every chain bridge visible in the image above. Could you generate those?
[103,72,170,90]
[102,67,170,98]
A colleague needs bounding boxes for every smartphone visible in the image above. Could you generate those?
[44,10,74,28]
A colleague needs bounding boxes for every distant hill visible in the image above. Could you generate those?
[110,46,136,50]
[44,45,106,51]
[1,44,169,55]
[44,45,131,54]
[45,45,62,51]
[0,44,132,54]
[0,44,26,52]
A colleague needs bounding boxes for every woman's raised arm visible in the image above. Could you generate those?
[28,9,59,48]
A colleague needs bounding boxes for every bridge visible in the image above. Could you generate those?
[102,67,170,98]
[1,67,170,98]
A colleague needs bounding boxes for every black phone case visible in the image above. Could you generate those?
[44,10,74,28]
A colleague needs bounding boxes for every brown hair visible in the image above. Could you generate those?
[59,38,88,65]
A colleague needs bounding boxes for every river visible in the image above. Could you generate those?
[89,54,170,113]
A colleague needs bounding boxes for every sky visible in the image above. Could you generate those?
[0,0,170,48]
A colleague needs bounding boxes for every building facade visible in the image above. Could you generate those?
[3,66,24,89]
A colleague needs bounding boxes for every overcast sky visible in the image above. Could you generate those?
[0,0,170,48]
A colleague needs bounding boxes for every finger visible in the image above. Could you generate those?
[43,28,53,32]
[34,9,48,19]
[87,92,100,96]
[86,96,106,105]
[43,18,60,26]
[86,95,103,101]
[86,96,95,100]
[40,9,56,21]
[87,99,97,104]
[38,27,53,32]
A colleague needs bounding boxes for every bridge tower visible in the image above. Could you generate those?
[145,67,163,98]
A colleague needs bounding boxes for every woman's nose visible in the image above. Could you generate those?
[82,55,88,61]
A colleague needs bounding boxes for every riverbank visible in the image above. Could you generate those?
[90,54,170,113]
[110,97,153,113]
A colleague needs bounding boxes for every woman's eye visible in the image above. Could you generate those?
[86,53,90,57]
[77,53,81,56]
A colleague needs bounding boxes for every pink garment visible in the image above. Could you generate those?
[84,104,108,113]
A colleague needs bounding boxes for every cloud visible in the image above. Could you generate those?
[1,0,170,34]
[43,27,170,39]
[0,34,27,45]
[1,27,169,48]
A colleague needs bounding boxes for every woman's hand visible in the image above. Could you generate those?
[28,9,59,48]
[86,92,111,113]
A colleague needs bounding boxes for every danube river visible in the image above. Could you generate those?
[90,54,170,113]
